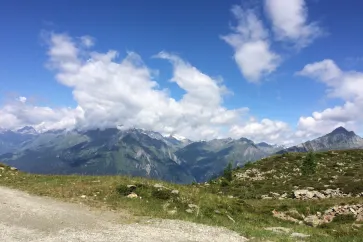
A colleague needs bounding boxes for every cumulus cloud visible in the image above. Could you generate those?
[296,59,363,138]
[0,32,297,144]
[229,118,293,145]
[0,97,83,132]
[222,5,280,82]
[264,0,322,48]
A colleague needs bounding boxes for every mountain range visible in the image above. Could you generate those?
[0,126,362,183]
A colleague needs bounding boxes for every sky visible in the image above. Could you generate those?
[0,0,362,145]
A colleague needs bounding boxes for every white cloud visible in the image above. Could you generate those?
[80,35,94,48]
[222,6,280,82]
[296,59,363,138]
[18,96,27,103]
[229,118,292,145]
[0,97,83,132]
[0,32,297,144]
[264,0,322,48]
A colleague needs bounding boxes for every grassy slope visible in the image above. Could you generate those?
[1,150,363,241]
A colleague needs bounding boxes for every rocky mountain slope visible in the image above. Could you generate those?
[278,126,363,154]
[176,138,268,182]
[0,128,194,183]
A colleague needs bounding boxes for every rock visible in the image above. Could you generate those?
[126,193,138,198]
[188,204,199,209]
[281,193,288,198]
[304,215,321,227]
[171,190,179,195]
[291,232,310,239]
[167,210,177,215]
[185,209,193,214]
[305,191,314,199]
[353,223,363,228]
[214,210,222,214]
[0,167,4,171]
[127,185,137,192]
[356,213,363,222]
[261,195,272,199]
[80,195,87,199]
[314,192,326,199]
[265,227,291,234]
[306,187,315,190]
[154,184,165,189]
[10,167,17,171]
[270,192,280,197]
[227,195,234,199]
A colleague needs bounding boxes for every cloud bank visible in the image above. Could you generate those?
[0,33,290,143]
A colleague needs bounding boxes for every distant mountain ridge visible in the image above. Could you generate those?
[1,125,362,183]
[278,126,363,154]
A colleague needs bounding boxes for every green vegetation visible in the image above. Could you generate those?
[223,162,233,182]
[1,149,363,241]
[302,152,318,175]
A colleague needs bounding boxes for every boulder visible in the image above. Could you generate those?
[171,190,179,195]
[304,215,321,227]
[126,193,138,198]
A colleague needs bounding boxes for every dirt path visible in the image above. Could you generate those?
[0,186,247,242]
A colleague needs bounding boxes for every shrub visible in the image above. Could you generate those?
[223,162,233,182]
[152,189,171,200]
[302,152,317,175]
[116,185,131,196]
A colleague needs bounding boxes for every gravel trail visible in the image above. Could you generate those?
[0,186,247,242]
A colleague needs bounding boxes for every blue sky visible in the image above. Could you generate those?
[1,0,363,144]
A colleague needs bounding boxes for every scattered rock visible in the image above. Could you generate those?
[185,209,193,214]
[214,210,222,214]
[126,193,138,198]
[290,232,310,239]
[171,190,179,195]
[167,210,177,215]
[304,215,321,227]
[153,184,165,190]
[188,204,199,209]
[80,195,87,199]
[127,185,137,192]
[265,227,291,234]
[10,167,17,171]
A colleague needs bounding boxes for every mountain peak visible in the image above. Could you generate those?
[330,126,353,135]
[16,126,37,135]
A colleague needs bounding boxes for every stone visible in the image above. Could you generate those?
[291,232,310,239]
[80,195,87,199]
[314,192,326,199]
[188,204,199,209]
[305,191,314,199]
[126,193,138,198]
[10,167,17,171]
[356,213,363,222]
[214,210,222,214]
[265,227,291,234]
[153,184,165,189]
[304,215,321,227]
[306,187,315,190]
[270,192,280,197]
[0,167,4,171]
[185,209,193,214]
[171,190,179,195]
[167,210,177,215]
